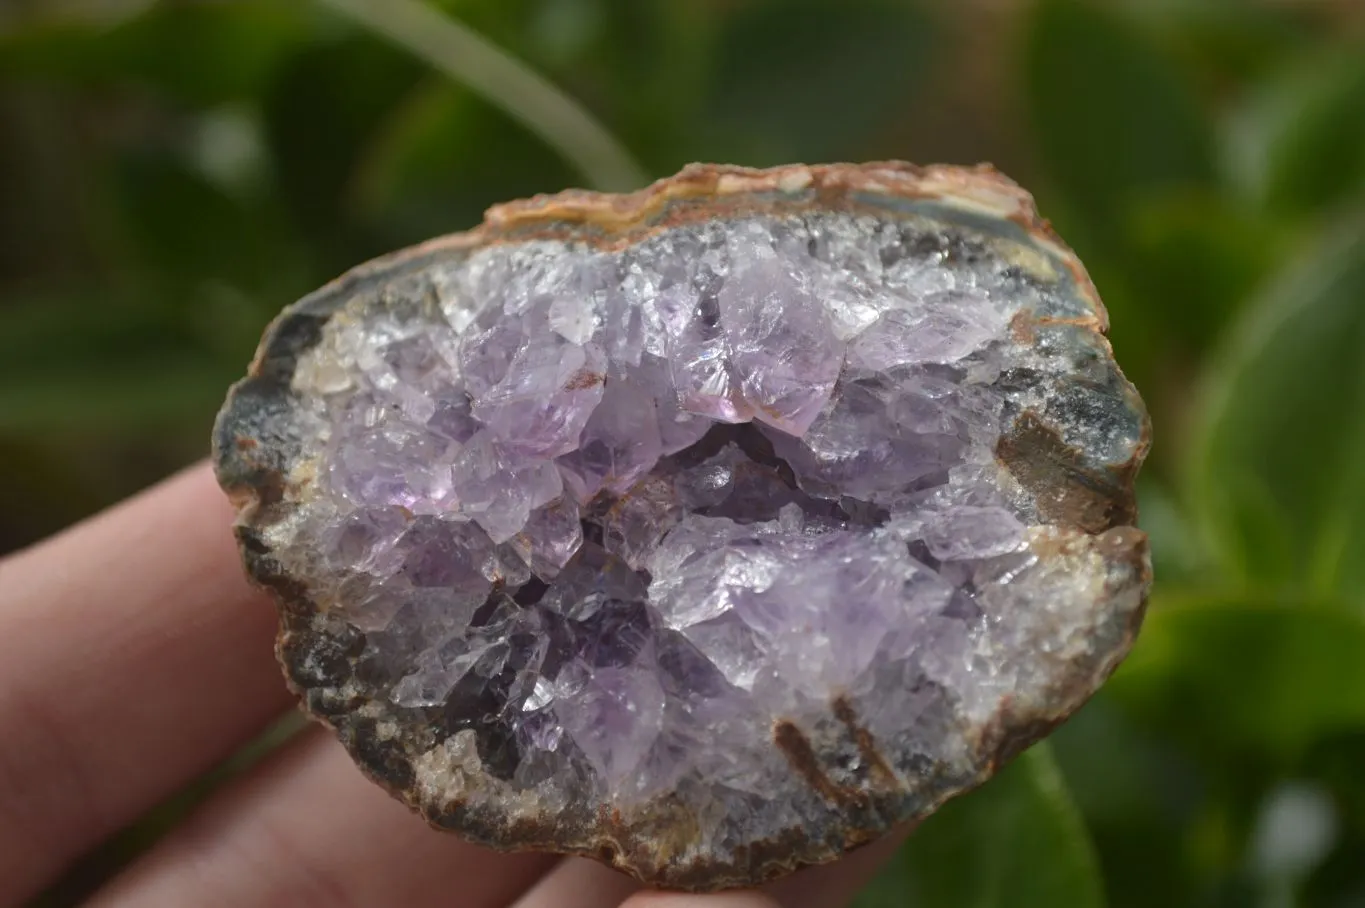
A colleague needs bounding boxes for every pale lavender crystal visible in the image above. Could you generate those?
[543,543,650,621]
[451,430,563,542]
[555,663,667,785]
[600,279,647,365]
[328,423,456,512]
[366,332,454,402]
[427,387,480,443]
[655,245,753,423]
[849,293,1006,371]
[762,380,959,502]
[397,517,496,590]
[332,581,408,634]
[599,474,683,570]
[393,624,503,706]
[456,293,524,397]
[634,353,711,455]
[322,507,408,575]
[513,498,583,578]
[647,512,948,696]
[278,206,1144,877]
[720,228,843,434]
[917,505,1027,561]
[471,329,606,456]
[558,379,663,503]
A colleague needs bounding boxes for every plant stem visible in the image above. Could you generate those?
[317,0,648,192]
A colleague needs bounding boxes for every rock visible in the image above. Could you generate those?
[213,162,1151,891]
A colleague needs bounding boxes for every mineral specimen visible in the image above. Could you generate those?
[214,162,1151,890]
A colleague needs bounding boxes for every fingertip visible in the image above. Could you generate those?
[763,825,915,908]
[617,823,914,908]
[620,888,781,908]
[0,458,288,905]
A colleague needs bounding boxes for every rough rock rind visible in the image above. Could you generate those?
[213,162,1151,890]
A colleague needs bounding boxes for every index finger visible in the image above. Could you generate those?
[0,463,293,905]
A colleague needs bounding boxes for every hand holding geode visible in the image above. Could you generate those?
[213,162,1151,890]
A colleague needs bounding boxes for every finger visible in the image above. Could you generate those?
[512,857,641,908]
[764,827,912,908]
[618,826,911,908]
[621,890,780,908]
[0,463,294,905]
[88,727,558,908]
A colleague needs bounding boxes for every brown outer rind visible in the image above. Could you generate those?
[305,161,1109,325]
[213,162,1152,890]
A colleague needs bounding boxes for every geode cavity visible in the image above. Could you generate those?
[214,162,1150,890]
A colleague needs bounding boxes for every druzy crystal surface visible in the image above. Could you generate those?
[215,163,1150,890]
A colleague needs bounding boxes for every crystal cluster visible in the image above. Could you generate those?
[215,163,1150,890]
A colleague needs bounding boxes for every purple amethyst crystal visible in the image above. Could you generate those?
[214,163,1150,890]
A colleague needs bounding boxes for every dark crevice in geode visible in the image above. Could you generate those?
[638,421,890,531]
[512,576,550,606]
[662,421,766,470]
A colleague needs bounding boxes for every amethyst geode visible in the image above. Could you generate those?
[214,162,1150,889]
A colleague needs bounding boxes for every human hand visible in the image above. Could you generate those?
[0,464,908,908]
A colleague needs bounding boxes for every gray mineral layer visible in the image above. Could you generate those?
[214,163,1151,890]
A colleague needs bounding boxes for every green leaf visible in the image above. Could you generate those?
[108,150,306,300]
[858,743,1105,908]
[1049,695,1204,908]
[316,0,644,192]
[0,285,250,440]
[1227,51,1365,219]
[1116,0,1318,88]
[1023,0,1216,253]
[351,80,577,243]
[0,3,312,107]
[1122,189,1285,354]
[1189,221,1365,598]
[851,861,915,908]
[703,0,936,165]
[1136,479,1212,588]
[262,34,425,261]
[0,290,173,378]
[1111,596,1365,765]
[0,357,236,437]
[543,0,714,176]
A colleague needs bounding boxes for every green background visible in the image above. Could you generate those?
[2,0,1364,905]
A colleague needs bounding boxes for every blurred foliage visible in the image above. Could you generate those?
[2,0,1365,906]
